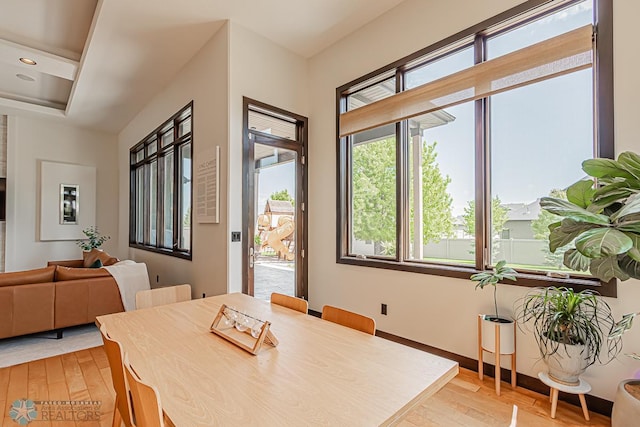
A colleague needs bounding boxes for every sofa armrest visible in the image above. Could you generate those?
[48,259,84,268]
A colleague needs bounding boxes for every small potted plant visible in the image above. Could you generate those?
[472,260,517,350]
[76,226,110,251]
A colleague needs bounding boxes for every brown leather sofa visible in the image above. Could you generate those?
[0,262,124,339]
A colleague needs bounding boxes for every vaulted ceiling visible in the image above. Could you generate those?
[0,0,404,133]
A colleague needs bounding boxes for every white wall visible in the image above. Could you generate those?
[5,115,118,270]
[307,0,640,401]
[117,23,230,299]
[227,22,308,292]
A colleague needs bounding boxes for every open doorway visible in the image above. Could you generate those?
[242,98,307,301]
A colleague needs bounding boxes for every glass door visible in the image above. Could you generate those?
[243,99,307,301]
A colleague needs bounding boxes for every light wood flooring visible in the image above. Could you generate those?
[0,346,611,427]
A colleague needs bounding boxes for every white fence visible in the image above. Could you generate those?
[353,238,549,265]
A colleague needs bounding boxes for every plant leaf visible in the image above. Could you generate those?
[619,255,640,280]
[540,197,610,225]
[566,180,595,208]
[618,152,640,180]
[618,255,640,280]
[575,228,633,258]
[590,256,629,282]
[609,312,637,339]
[618,219,640,234]
[563,249,591,271]
[582,158,635,180]
[559,218,597,233]
[611,192,640,221]
[549,226,580,252]
[624,233,640,262]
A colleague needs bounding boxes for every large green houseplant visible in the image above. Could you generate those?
[538,151,640,423]
[517,286,622,384]
[539,151,640,281]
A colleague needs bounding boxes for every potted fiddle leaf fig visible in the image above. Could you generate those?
[471,260,518,362]
[539,151,640,424]
[539,151,640,281]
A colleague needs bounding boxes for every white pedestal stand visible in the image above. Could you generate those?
[538,371,591,421]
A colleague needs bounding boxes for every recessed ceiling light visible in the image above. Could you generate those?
[19,57,37,65]
[16,73,35,82]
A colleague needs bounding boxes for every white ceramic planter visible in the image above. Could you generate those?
[480,315,515,354]
[612,380,640,427]
[543,341,589,385]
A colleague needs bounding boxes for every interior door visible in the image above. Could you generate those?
[242,99,307,301]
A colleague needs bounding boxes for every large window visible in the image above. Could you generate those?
[337,0,614,294]
[130,102,193,259]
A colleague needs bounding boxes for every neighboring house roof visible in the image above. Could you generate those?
[265,199,294,215]
[504,200,541,222]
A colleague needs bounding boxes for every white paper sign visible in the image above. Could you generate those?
[196,146,219,224]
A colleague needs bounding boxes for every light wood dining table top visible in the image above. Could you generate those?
[96,293,458,426]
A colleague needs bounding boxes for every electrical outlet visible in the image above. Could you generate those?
[156,275,159,283]
[231,231,241,242]
[202,293,206,298]
[381,303,387,315]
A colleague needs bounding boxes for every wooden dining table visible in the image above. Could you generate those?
[96,293,458,426]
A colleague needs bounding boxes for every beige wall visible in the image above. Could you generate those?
[5,115,118,271]
[116,21,308,298]
[227,21,308,292]
[307,0,640,401]
[117,23,230,299]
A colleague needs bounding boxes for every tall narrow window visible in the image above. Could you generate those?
[130,102,193,259]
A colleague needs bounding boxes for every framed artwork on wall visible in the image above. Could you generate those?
[39,161,96,241]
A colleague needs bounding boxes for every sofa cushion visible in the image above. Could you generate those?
[11,282,55,337]
[83,249,119,268]
[0,266,56,288]
[55,266,111,281]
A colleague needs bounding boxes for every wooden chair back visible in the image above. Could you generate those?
[135,284,192,310]
[100,325,134,427]
[270,292,308,314]
[124,355,165,427]
[321,305,376,335]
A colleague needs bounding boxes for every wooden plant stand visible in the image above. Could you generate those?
[478,314,516,396]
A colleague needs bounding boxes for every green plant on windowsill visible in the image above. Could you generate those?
[76,226,110,251]
[471,260,517,320]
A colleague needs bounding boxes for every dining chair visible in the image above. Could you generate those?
[99,324,134,427]
[270,292,308,314]
[135,284,192,310]
[321,305,376,335]
[124,355,165,427]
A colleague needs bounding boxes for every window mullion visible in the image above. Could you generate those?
[474,34,489,271]
[173,141,180,250]
[396,70,406,263]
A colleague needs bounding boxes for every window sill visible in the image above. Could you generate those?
[336,256,616,297]
[129,243,192,261]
